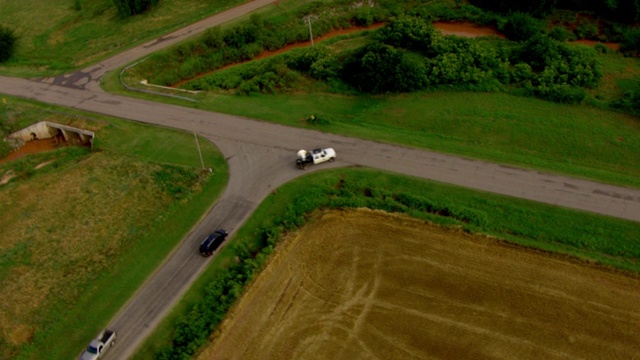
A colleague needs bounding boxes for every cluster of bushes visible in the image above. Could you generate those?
[141,0,615,104]
[470,0,640,24]
[139,0,396,87]
[183,55,301,95]
[0,25,17,63]
[470,0,640,54]
[331,16,598,102]
[112,0,159,18]
[353,16,505,91]
[155,246,271,359]
[612,90,640,115]
[181,12,601,103]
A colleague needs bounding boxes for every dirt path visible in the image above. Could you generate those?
[201,209,640,360]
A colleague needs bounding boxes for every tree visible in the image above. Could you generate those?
[620,27,640,56]
[341,42,403,93]
[394,52,427,91]
[500,12,543,42]
[377,16,439,55]
[0,25,17,62]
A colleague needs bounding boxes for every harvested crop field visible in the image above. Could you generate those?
[199,208,640,360]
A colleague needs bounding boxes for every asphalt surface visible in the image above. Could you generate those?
[1,1,640,358]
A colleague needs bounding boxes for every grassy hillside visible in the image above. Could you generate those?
[0,97,228,359]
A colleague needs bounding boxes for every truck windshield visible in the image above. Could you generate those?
[87,346,98,354]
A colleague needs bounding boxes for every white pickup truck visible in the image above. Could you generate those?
[79,329,117,360]
[296,148,336,169]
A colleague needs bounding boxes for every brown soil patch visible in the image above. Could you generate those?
[0,139,58,165]
[433,21,505,38]
[199,208,640,360]
[0,135,88,166]
[574,39,620,51]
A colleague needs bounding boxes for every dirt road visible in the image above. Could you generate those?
[0,1,639,358]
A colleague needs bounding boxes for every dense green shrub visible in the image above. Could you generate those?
[394,52,428,91]
[287,46,332,72]
[376,16,440,55]
[500,12,543,42]
[611,90,640,115]
[135,0,604,103]
[574,20,599,40]
[426,36,499,87]
[548,26,574,42]
[310,55,340,80]
[112,0,159,18]
[514,34,559,70]
[341,42,403,93]
[473,0,640,24]
[457,4,499,26]
[186,56,300,94]
[284,45,341,81]
[0,25,17,62]
[155,257,262,359]
[202,27,224,49]
[620,27,640,56]
[535,84,587,104]
[353,6,375,26]
[512,62,534,82]
[426,3,461,21]
[509,34,601,101]
[470,0,556,16]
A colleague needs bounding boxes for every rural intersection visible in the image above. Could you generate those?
[1,0,639,358]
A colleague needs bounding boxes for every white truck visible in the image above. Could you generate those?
[79,329,117,360]
[296,148,336,169]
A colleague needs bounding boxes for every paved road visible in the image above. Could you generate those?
[1,1,640,358]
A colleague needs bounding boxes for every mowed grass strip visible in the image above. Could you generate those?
[0,98,228,359]
[197,90,640,187]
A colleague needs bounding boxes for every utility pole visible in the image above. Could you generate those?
[303,15,315,47]
[191,120,205,171]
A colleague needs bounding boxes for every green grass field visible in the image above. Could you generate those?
[0,0,249,76]
[0,97,228,359]
[186,89,640,188]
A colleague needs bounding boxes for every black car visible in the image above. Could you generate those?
[199,229,228,256]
